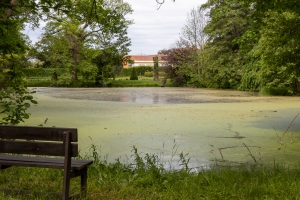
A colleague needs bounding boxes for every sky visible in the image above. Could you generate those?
[124,0,207,55]
[24,0,207,56]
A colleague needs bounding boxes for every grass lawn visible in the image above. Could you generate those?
[110,76,171,87]
[25,76,172,87]
[1,146,300,199]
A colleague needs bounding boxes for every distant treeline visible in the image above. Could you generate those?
[22,66,165,78]
[22,68,70,77]
[159,0,300,95]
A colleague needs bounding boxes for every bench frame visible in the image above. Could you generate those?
[0,125,93,200]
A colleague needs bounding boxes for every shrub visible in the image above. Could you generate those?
[119,67,166,77]
[130,68,138,80]
[158,72,165,77]
[144,72,153,77]
[52,71,58,81]
[260,86,291,96]
[22,68,69,78]
[79,62,98,82]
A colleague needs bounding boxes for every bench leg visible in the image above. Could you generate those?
[80,167,87,197]
[62,171,71,200]
[0,165,11,170]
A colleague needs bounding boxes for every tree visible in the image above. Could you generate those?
[252,10,300,93]
[36,0,132,81]
[0,0,73,56]
[0,0,76,124]
[236,0,300,94]
[92,46,129,85]
[160,47,196,86]
[153,56,159,81]
[201,0,253,89]
[175,5,208,86]
[30,32,73,68]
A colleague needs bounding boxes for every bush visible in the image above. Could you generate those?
[144,72,153,77]
[22,68,69,78]
[120,66,166,77]
[121,66,152,77]
[130,68,138,80]
[52,71,58,81]
[158,72,165,77]
[260,86,292,96]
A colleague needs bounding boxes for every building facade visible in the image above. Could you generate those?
[123,54,165,68]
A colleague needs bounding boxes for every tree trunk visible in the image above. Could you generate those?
[4,0,18,20]
[69,37,79,81]
[153,56,159,81]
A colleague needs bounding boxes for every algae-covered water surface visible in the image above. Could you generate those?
[24,87,300,168]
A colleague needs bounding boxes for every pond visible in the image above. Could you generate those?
[24,87,300,169]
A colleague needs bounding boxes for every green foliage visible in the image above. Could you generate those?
[200,0,300,94]
[51,71,58,81]
[130,68,138,80]
[29,34,73,69]
[161,47,197,86]
[56,73,73,86]
[201,0,252,89]
[22,68,69,77]
[238,62,261,91]
[0,0,130,124]
[121,66,153,76]
[30,0,132,82]
[78,61,98,82]
[153,56,159,81]
[3,144,300,199]
[260,87,291,96]
[0,0,73,61]
[0,88,37,125]
[0,22,28,57]
[144,71,153,77]
[0,52,37,125]
[0,54,27,88]
[93,46,129,86]
[25,77,170,87]
[26,80,53,87]
[253,10,300,94]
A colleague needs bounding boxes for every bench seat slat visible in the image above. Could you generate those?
[0,155,92,170]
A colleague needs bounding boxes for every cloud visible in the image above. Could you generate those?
[125,0,207,55]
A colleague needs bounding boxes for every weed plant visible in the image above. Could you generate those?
[1,144,300,199]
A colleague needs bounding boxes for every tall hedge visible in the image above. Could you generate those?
[120,66,151,76]
[120,66,165,77]
[22,67,165,78]
[22,68,70,77]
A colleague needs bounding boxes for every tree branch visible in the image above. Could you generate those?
[156,0,175,10]
[81,28,102,40]
[5,0,18,20]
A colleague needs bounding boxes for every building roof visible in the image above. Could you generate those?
[126,54,164,62]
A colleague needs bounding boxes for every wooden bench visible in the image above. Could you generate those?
[0,125,93,200]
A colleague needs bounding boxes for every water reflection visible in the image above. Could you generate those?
[119,93,165,104]
[35,87,258,104]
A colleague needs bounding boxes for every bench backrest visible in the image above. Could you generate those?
[0,125,78,157]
